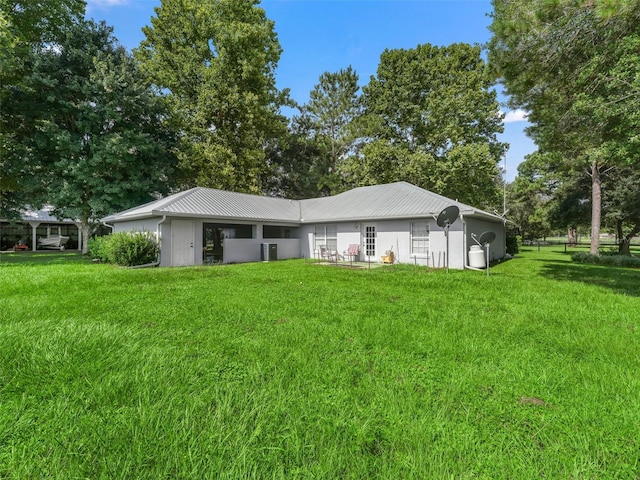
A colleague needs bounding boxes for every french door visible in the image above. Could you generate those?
[363,224,376,261]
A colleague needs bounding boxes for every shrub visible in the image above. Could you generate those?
[571,252,640,268]
[88,236,111,262]
[506,235,519,255]
[91,231,159,267]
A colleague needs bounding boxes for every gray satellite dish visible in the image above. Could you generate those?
[478,231,496,276]
[436,205,459,273]
[436,205,460,228]
[479,231,496,245]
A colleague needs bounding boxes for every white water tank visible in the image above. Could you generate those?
[468,245,486,268]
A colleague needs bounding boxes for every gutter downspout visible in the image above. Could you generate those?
[156,215,168,267]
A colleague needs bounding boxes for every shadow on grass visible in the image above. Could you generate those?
[538,254,640,297]
[0,252,90,265]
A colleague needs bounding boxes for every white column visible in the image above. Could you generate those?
[28,221,40,251]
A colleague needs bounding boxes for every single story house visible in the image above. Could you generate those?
[0,206,82,252]
[102,182,506,269]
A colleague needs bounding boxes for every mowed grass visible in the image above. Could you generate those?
[1,248,639,478]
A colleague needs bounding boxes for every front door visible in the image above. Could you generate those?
[171,220,195,266]
[363,224,376,261]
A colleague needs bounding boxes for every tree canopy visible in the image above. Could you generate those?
[136,0,290,193]
[0,0,87,216]
[346,43,506,208]
[20,19,178,251]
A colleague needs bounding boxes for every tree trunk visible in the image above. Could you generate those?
[81,210,91,255]
[567,227,577,246]
[590,161,601,255]
[618,219,640,256]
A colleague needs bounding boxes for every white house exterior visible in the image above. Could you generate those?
[102,182,506,269]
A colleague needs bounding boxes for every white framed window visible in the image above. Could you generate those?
[314,224,337,252]
[411,222,429,255]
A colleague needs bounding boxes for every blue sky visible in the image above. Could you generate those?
[85,0,535,182]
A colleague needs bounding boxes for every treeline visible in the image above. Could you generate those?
[1,0,506,253]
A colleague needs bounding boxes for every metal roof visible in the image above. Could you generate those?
[103,187,301,223]
[103,182,502,224]
[0,206,77,223]
[299,182,495,222]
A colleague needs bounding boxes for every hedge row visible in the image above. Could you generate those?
[571,252,640,269]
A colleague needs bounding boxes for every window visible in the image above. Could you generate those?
[314,224,337,252]
[411,222,429,255]
[263,225,291,239]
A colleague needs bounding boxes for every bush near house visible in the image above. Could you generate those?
[88,231,158,266]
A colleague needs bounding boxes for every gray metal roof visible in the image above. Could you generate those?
[103,182,502,224]
[0,206,77,223]
[103,187,301,223]
[299,182,492,222]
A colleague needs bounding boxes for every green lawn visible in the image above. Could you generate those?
[1,248,639,478]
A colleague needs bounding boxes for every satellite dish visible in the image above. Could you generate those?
[436,205,460,228]
[435,205,459,273]
[478,231,496,245]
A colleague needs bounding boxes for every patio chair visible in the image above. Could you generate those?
[320,245,337,262]
[345,244,360,265]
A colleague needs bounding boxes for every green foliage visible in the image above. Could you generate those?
[18,19,178,252]
[351,43,505,208]
[302,66,361,194]
[571,251,640,269]
[87,235,111,263]
[0,0,86,217]
[136,0,289,193]
[505,235,519,255]
[89,231,159,266]
[1,250,639,477]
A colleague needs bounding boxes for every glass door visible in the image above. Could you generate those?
[363,224,376,261]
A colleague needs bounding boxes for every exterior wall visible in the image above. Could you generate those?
[112,214,504,270]
[112,218,160,233]
[224,238,300,263]
[462,216,505,266]
[113,217,300,267]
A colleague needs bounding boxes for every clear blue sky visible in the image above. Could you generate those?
[85,0,535,182]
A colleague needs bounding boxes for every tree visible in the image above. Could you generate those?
[302,66,361,194]
[348,43,506,208]
[602,167,640,255]
[0,0,86,216]
[25,20,178,252]
[488,0,640,254]
[136,0,290,193]
[506,152,556,242]
[263,114,332,199]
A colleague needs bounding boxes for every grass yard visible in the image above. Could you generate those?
[1,247,639,478]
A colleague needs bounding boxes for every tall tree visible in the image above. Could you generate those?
[0,0,86,216]
[25,20,178,252]
[488,0,640,254]
[506,152,557,242]
[348,43,506,208]
[303,66,361,194]
[136,0,289,193]
[263,114,331,199]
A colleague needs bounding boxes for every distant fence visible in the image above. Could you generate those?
[522,240,640,254]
